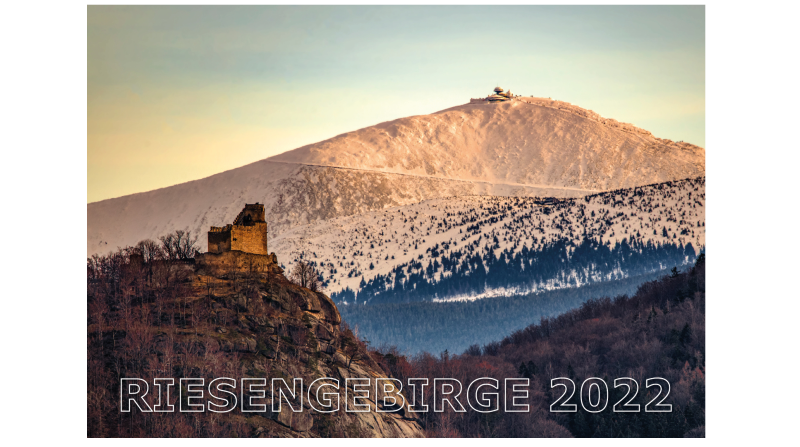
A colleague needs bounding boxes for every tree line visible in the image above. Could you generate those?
[341,267,679,355]
[334,236,697,304]
[364,254,706,437]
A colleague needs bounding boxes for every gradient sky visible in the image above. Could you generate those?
[88,5,704,203]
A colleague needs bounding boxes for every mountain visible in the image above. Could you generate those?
[88,96,704,257]
[274,177,705,303]
[271,96,704,191]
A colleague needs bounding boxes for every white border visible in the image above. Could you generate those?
[2,0,796,444]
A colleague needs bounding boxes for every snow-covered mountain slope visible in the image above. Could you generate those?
[88,97,704,257]
[88,163,571,256]
[272,177,705,302]
[270,97,704,192]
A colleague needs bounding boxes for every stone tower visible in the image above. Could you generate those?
[207,203,268,255]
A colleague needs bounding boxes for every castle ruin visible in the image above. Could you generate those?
[197,203,279,273]
[208,203,269,255]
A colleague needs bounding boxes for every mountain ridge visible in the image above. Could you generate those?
[273,176,705,302]
[88,97,704,257]
[269,97,703,190]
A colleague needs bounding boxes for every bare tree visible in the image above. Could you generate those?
[340,322,363,368]
[136,239,163,263]
[158,229,198,260]
[342,335,361,368]
[176,230,198,259]
[289,260,322,291]
[159,233,177,260]
[89,294,108,346]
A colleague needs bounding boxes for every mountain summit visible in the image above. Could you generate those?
[271,96,703,193]
[88,96,704,256]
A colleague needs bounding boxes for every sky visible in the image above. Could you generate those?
[88,5,704,203]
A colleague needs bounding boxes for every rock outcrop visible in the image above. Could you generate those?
[92,250,424,438]
[219,260,424,437]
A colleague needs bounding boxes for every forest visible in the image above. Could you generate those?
[340,267,678,355]
[333,236,696,305]
[87,230,704,438]
[288,176,704,305]
[86,233,396,437]
[370,253,706,437]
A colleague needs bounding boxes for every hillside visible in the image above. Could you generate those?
[87,250,424,438]
[271,97,704,191]
[374,255,706,438]
[273,177,704,303]
[88,97,704,257]
[341,268,676,355]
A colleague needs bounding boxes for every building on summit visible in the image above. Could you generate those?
[470,86,514,104]
[207,203,269,255]
[488,86,512,102]
[197,202,278,273]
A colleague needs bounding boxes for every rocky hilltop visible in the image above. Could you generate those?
[87,251,424,438]
[88,97,704,257]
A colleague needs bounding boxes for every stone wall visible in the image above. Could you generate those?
[195,250,279,274]
[208,227,232,253]
[231,222,268,255]
[234,203,266,225]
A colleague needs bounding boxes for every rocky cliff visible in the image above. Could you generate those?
[87,251,425,438]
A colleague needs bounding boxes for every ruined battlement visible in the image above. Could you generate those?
[207,203,268,255]
[233,203,265,226]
